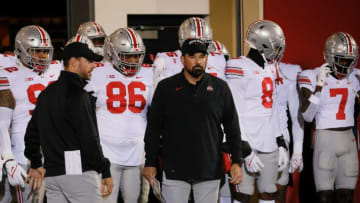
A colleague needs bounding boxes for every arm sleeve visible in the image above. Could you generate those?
[222,82,243,164]
[288,78,304,144]
[0,107,13,159]
[276,85,290,141]
[24,102,43,169]
[144,82,165,167]
[153,54,166,90]
[68,94,111,178]
[226,77,249,141]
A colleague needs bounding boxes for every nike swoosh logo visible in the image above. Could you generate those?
[176,87,183,91]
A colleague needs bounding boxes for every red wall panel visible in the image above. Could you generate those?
[264,0,360,69]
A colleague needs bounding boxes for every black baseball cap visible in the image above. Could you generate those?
[181,39,209,55]
[63,42,103,62]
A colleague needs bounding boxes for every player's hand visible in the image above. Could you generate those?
[5,160,28,188]
[142,166,157,185]
[316,63,332,87]
[278,147,289,171]
[244,151,264,173]
[229,163,242,184]
[289,153,303,173]
[101,177,114,198]
[25,167,44,190]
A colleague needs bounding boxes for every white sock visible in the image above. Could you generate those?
[258,200,275,203]
[219,197,232,203]
[233,200,242,203]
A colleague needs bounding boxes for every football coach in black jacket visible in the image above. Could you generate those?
[143,39,244,203]
[24,42,113,203]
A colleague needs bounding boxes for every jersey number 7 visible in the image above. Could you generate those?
[329,88,348,120]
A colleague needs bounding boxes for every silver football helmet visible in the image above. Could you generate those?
[104,28,145,76]
[246,20,285,63]
[14,25,54,73]
[178,17,213,48]
[208,40,230,60]
[66,34,98,54]
[77,21,106,56]
[324,32,358,78]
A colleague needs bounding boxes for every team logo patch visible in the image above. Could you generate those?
[207,85,213,92]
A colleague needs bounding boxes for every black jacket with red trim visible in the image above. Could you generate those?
[144,71,242,182]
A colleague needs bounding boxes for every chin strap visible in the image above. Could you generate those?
[274,62,284,85]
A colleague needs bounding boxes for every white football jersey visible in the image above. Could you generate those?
[89,62,153,166]
[277,63,304,144]
[0,60,62,164]
[153,49,226,87]
[226,56,281,152]
[298,65,360,129]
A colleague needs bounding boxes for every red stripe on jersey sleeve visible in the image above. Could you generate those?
[226,68,244,75]
[0,79,9,85]
[298,78,311,84]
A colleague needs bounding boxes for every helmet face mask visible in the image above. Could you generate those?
[246,20,285,64]
[27,47,54,73]
[178,17,213,48]
[104,28,145,77]
[15,25,54,73]
[116,52,144,76]
[324,32,359,79]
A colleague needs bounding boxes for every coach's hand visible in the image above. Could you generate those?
[142,166,157,185]
[101,177,114,197]
[229,163,242,184]
[25,167,44,190]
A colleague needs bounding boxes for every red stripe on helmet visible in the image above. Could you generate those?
[76,34,82,42]
[214,41,222,52]
[36,26,48,46]
[127,28,138,49]
[343,33,353,55]
[194,18,202,38]
[92,22,102,35]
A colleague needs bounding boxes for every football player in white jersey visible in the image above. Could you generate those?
[77,21,106,56]
[153,17,226,89]
[0,25,62,203]
[299,32,359,203]
[275,63,304,203]
[89,28,153,203]
[226,20,289,203]
[208,40,230,61]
